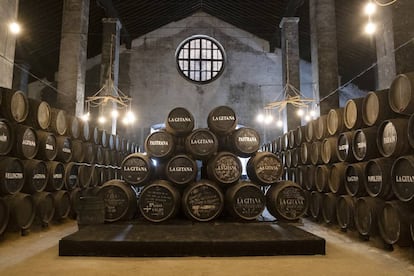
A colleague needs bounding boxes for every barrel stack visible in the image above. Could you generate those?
[272,72,414,248]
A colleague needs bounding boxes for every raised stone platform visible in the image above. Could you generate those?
[59,220,325,257]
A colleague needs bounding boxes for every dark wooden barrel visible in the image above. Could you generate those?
[377,118,412,158]
[336,131,356,162]
[82,142,96,164]
[45,161,65,192]
[32,191,55,226]
[322,193,338,224]
[0,118,14,156]
[100,129,109,148]
[0,89,29,123]
[185,128,218,160]
[24,99,51,130]
[52,190,71,221]
[64,162,79,191]
[296,165,307,189]
[304,165,316,191]
[336,195,356,230]
[310,141,323,165]
[98,179,138,222]
[35,130,57,161]
[78,165,100,189]
[3,193,35,231]
[229,127,260,158]
[95,145,104,165]
[246,152,283,186]
[285,149,292,168]
[165,107,195,136]
[321,137,339,164]
[79,119,91,142]
[354,197,385,237]
[21,159,48,194]
[352,127,380,161]
[108,134,115,150]
[300,142,311,165]
[49,108,67,136]
[315,165,330,193]
[362,90,397,126]
[207,151,242,186]
[225,181,265,221]
[291,148,299,167]
[309,191,323,220]
[207,106,237,136]
[120,153,153,186]
[12,124,39,159]
[391,155,414,202]
[378,201,414,246]
[344,162,368,197]
[71,139,84,162]
[145,129,175,160]
[388,72,414,115]
[0,197,9,235]
[103,148,112,165]
[364,158,395,200]
[182,179,224,222]
[66,115,80,139]
[55,136,72,163]
[288,129,296,149]
[266,180,307,221]
[165,154,197,185]
[327,108,345,136]
[314,114,329,141]
[304,120,315,143]
[92,127,102,145]
[328,162,347,195]
[295,125,305,147]
[0,157,25,195]
[408,113,414,149]
[138,180,181,223]
[344,97,365,130]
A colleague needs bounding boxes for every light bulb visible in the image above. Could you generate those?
[310,110,316,117]
[8,22,21,35]
[98,116,106,124]
[80,112,90,122]
[305,115,311,122]
[364,2,376,16]
[365,21,377,35]
[276,120,283,128]
[111,109,119,118]
[264,115,273,124]
[256,113,264,123]
[297,109,305,117]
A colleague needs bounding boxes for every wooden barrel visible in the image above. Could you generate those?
[145,129,175,160]
[391,155,414,202]
[0,197,9,235]
[364,158,395,200]
[362,90,397,126]
[23,99,51,130]
[352,127,380,161]
[63,162,79,191]
[12,124,39,159]
[35,130,57,161]
[165,154,197,185]
[408,113,414,149]
[354,197,385,237]
[314,114,329,141]
[79,119,91,142]
[378,201,414,246]
[0,118,14,156]
[82,142,96,164]
[304,165,316,191]
[295,125,305,147]
[55,136,72,163]
[309,191,323,220]
[0,157,25,195]
[336,131,356,163]
[291,148,299,167]
[207,151,242,186]
[52,190,71,221]
[32,191,55,226]
[92,127,102,145]
[310,141,323,165]
[344,97,365,130]
[304,120,315,143]
[49,108,67,136]
[207,105,237,136]
[300,142,311,165]
[182,179,224,222]
[78,165,100,189]
[165,107,195,136]
[138,180,181,222]
[288,129,296,149]
[296,165,306,189]
[95,145,104,165]
[120,153,153,186]
[100,129,109,148]
[225,181,265,221]
[45,161,65,192]
[21,159,48,194]
[328,162,347,195]
[344,162,368,197]
[229,127,260,158]
[98,180,138,222]
[285,149,292,168]
[0,89,29,123]
[68,188,81,219]
[315,165,330,193]
[108,134,116,150]
[388,72,414,115]
[336,195,356,230]
[322,193,338,224]
[266,180,307,221]
[3,193,35,231]
[246,152,283,186]
[377,118,412,158]
[321,136,339,164]
[327,108,345,136]
[71,139,84,162]
[66,115,80,139]
[185,128,218,160]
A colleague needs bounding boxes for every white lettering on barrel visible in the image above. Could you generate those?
[45,144,54,150]
[338,144,348,151]
[0,134,7,142]
[383,136,397,144]
[124,166,147,172]
[22,140,36,147]
[212,115,235,121]
[368,175,382,182]
[5,172,23,179]
[357,142,366,149]
[168,117,191,123]
[62,148,71,153]
[395,176,414,183]
[347,176,358,182]
[238,137,257,142]
[149,141,169,146]
[190,138,214,145]
[33,174,46,179]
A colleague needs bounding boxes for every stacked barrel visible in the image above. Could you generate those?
[0,88,136,237]
[101,105,307,224]
[272,72,414,248]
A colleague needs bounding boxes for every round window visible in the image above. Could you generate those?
[175,35,226,84]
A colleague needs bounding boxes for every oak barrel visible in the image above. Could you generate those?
[35,130,57,161]
[336,195,356,230]
[185,128,218,160]
[45,161,65,192]
[377,118,412,158]
[207,105,237,136]
[322,193,338,224]
[12,124,39,159]
[165,154,197,185]
[0,157,25,195]
[0,197,9,235]
[0,118,14,156]
[165,107,195,136]
[229,127,260,157]
[52,190,71,221]
[354,197,385,237]
[391,155,414,202]
[344,97,365,130]
[246,152,283,186]
[351,127,380,161]
[145,129,176,160]
[24,99,51,130]
[21,159,48,194]
[344,162,368,197]
[388,72,414,115]
[3,192,35,231]
[0,89,29,123]
[327,108,345,136]
[362,90,397,126]
[121,153,153,186]
[32,191,55,226]
[364,158,395,200]
[49,108,67,136]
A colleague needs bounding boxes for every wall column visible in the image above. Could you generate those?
[56,0,90,116]
[280,17,301,131]
[310,0,339,115]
